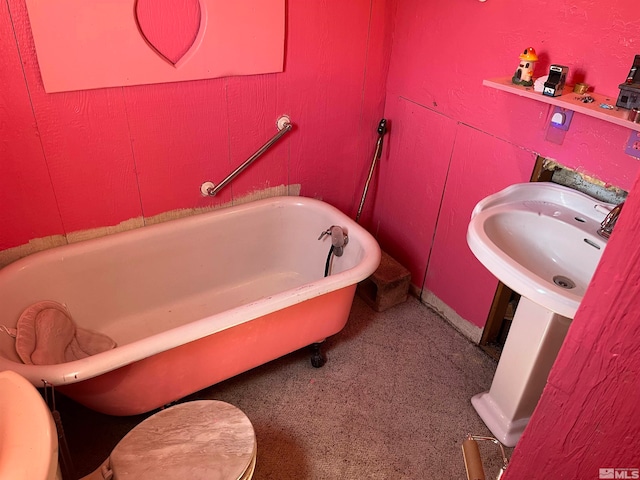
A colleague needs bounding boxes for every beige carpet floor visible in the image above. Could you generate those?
[55,294,509,479]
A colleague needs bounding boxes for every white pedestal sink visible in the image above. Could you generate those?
[467,182,613,447]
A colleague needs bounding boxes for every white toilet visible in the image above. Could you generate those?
[0,370,257,480]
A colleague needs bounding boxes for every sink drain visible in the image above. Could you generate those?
[553,275,576,289]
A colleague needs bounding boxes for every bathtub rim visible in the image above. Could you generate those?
[0,196,381,386]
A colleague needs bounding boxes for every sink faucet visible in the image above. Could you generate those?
[598,201,625,239]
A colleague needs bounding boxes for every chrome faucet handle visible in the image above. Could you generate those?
[601,201,624,226]
[598,201,625,238]
[318,229,331,240]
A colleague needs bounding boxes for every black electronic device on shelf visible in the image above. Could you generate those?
[616,55,640,110]
[543,65,569,97]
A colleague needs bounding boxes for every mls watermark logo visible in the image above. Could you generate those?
[600,468,640,479]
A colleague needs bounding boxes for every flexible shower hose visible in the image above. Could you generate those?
[324,245,335,277]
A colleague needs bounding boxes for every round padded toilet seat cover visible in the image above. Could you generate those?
[109,400,256,480]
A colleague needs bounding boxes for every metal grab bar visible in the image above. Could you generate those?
[202,115,293,197]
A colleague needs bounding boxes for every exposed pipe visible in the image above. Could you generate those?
[355,118,387,223]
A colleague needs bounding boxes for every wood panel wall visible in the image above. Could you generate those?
[373,0,640,328]
[1,0,395,257]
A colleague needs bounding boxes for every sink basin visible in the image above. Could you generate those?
[467,182,615,446]
[467,182,612,318]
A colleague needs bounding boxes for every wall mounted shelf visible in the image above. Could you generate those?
[484,77,640,132]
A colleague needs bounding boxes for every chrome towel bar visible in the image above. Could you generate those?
[201,115,293,197]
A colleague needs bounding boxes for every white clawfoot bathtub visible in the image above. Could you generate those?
[0,196,380,415]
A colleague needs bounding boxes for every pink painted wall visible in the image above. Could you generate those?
[1,0,394,250]
[373,0,640,327]
[504,168,640,477]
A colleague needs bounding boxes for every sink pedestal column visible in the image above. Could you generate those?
[471,296,572,447]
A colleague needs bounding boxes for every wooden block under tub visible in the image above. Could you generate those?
[357,250,411,312]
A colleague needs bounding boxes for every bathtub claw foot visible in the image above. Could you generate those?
[310,342,326,368]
